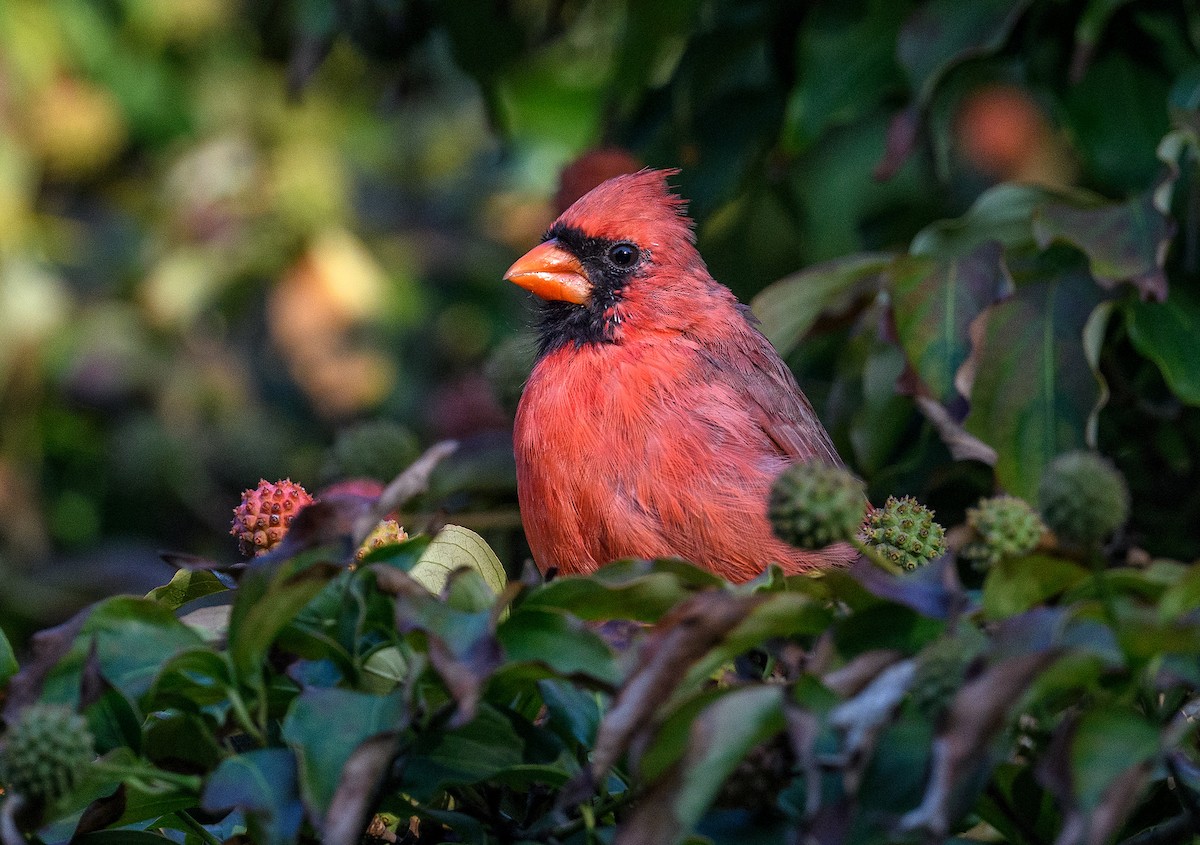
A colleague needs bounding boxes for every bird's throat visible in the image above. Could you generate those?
[535,293,623,358]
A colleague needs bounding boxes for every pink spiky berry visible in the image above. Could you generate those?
[230,478,315,557]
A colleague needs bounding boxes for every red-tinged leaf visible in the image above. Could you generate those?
[913,395,998,464]
[899,650,1059,838]
[613,686,786,845]
[822,649,906,698]
[3,609,91,719]
[1033,192,1173,301]
[1037,713,1156,845]
[890,241,1012,403]
[963,268,1105,501]
[321,734,403,845]
[281,689,406,825]
[564,591,765,805]
[874,105,921,181]
[848,555,967,620]
[381,566,507,726]
[829,659,917,794]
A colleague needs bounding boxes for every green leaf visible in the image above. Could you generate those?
[1064,54,1171,192]
[149,647,234,710]
[202,749,304,845]
[910,183,1066,257]
[0,626,16,687]
[228,552,341,681]
[640,686,786,834]
[1126,284,1200,405]
[497,607,621,686]
[896,0,1032,104]
[400,704,524,801]
[963,266,1105,501]
[784,0,907,148]
[282,688,405,820]
[981,555,1091,620]
[1070,709,1159,809]
[40,597,204,706]
[145,569,229,611]
[609,0,702,112]
[410,525,507,598]
[1158,564,1200,622]
[890,241,1010,402]
[1033,191,1172,301]
[360,645,409,694]
[680,592,832,693]
[522,558,723,622]
[537,679,602,748]
[751,253,892,357]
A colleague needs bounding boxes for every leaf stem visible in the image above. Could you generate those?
[850,537,906,576]
[225,684,266,746]
[175,810,224,845]
[90,761,202,792]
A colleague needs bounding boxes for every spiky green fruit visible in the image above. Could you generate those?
[961,495,1044,569]
[0,704,94,802]
[769,463,866,550]
[355,519,409,563]
[323,421,419,484]
[230,478,314,557]
[1037,451,1129,548]
[860,495,946,571]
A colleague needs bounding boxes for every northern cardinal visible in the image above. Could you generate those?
[505,169,856,581]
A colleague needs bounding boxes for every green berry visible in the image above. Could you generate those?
[769,463,866,550]
[860,495,946,571]
[1037,451,1129,548]
[323,421,419,484]
[961,495,1044,569]
[0,704,95,802]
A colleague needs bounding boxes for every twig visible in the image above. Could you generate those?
[352,440,459,546]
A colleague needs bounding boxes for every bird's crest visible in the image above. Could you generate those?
[554,168,696,250]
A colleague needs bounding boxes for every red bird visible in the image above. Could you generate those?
[505,169,856,582]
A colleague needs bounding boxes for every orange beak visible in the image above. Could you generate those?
[503,239,591,305]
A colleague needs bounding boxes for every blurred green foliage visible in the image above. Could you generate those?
[2,0,1199,648]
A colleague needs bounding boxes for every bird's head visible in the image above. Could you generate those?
[504,169,709,354]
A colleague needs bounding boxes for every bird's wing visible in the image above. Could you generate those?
[704,317,843,468]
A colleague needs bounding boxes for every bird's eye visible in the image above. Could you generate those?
[607,243,639,268]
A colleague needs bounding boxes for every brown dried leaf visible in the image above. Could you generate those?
[914,395,999,465]
[900,650,1059,837]
[322,734,402,845]
[565,592,765,804]
[822,649,905,698]
[829,659,917,794]
[3,609,92,720]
